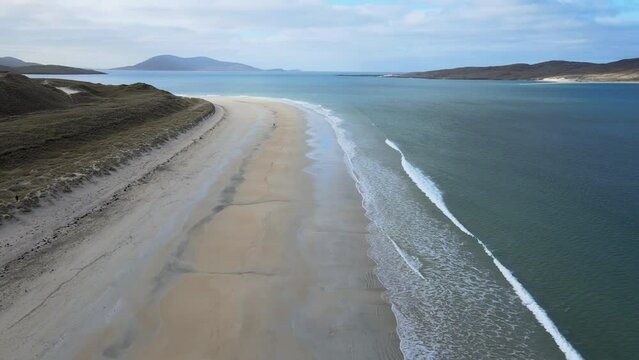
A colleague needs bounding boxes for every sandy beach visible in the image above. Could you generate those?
[0,97,402,359]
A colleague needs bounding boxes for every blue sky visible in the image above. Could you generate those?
[1,0,638,71]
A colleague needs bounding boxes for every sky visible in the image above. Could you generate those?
[1,0,639,71]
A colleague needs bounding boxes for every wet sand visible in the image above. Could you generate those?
[0,97,401,359]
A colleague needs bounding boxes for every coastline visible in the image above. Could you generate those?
[0,97,401,359]
[540,76,639,84]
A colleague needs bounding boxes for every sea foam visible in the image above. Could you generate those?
[279,100,426,280]
[384,138,584,360]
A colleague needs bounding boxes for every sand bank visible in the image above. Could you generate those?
[0,97,401,359]
[540,76,639,83]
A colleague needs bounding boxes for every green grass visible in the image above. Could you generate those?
[0,77,214,219]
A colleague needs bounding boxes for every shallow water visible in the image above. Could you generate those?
[36,71,639,359]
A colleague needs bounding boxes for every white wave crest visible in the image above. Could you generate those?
[385,138,584,360]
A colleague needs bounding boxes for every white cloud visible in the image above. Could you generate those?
[0,0,637,71]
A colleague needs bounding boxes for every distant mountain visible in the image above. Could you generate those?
[0,56,39,68]
[114,55,261,71]
[398,58,639,81]
[0,56,104,75]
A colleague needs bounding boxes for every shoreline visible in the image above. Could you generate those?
[286,98,579,358]
[0,96,401,359]
[539,76,639,84]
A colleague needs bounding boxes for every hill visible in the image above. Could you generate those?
[0,56,104,74]
[8,65,103,75]
[0,73,72,115]
[398,58,639,81]
[114,55,261,71]
[0,73,214,218]
[0,56,39,68]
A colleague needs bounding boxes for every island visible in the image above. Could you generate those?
[113,54,261,71]
[361,58,639,82]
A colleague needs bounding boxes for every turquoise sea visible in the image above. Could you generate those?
[38,71,639,359]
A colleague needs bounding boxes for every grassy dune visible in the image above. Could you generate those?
[0,74,214,219]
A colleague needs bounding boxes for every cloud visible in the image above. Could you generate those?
[596,12,639,26]
[0,0,638,71]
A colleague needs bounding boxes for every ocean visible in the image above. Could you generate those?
[36,71,639,359]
